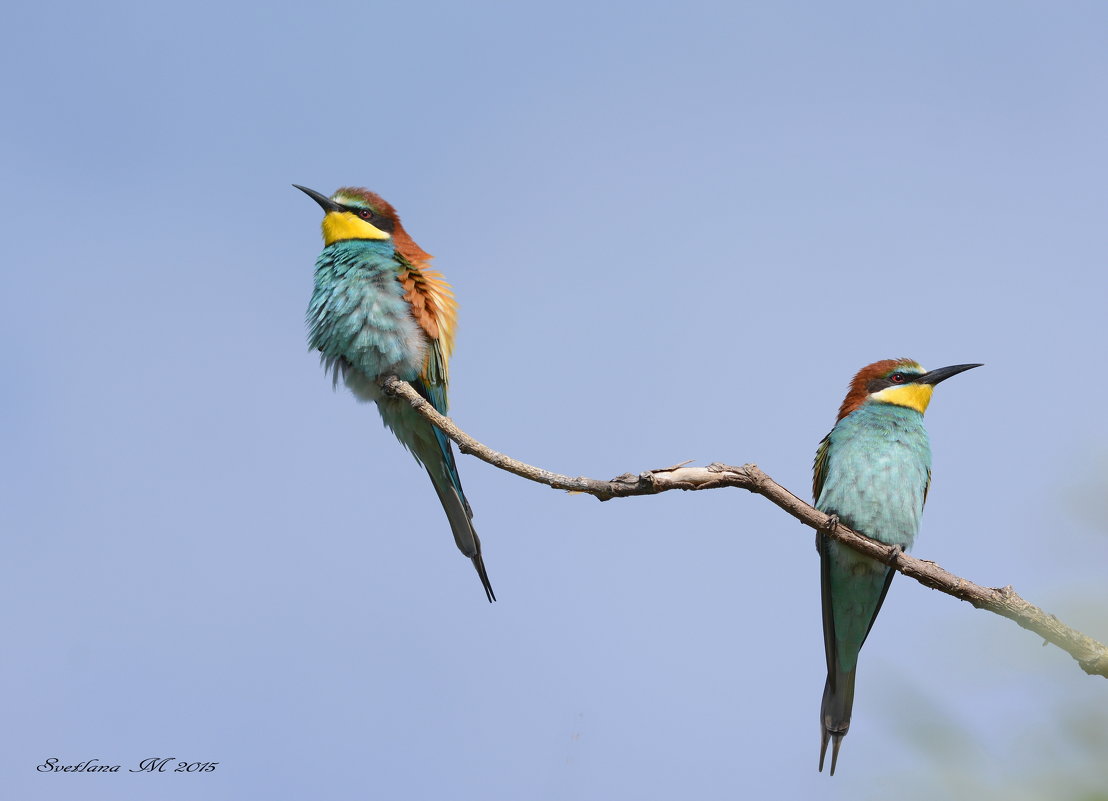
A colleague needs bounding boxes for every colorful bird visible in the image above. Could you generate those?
[294,184,494,602]
[813,358,980,774]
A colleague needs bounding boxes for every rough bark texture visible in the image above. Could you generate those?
[380,375,1108,679]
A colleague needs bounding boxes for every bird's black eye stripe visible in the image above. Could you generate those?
[866,371,921,393]
[338,203,395,233]
[340,204,375,220]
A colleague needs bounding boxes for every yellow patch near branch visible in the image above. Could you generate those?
[872,383,934,414]
[322,211,390,244]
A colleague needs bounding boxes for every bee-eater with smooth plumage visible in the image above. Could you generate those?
[813,358,981,774]
[294,184,494,602]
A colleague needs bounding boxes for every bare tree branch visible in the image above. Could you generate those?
[380,375,1108,679]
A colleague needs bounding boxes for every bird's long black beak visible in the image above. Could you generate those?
[916,363,983,386]
[292,184,344,213]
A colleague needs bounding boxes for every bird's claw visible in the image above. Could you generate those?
[817,513,840,552]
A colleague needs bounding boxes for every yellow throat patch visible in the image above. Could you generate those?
[322,211,391,245]
[871,383,934,414]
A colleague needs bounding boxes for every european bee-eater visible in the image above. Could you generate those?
[813,358,980,774]
[294,184,494,602]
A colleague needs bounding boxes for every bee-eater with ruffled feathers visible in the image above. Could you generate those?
[294,185,494,602]
[813,358,981,774]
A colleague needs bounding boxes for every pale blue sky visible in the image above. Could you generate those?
[4,1,1108,799]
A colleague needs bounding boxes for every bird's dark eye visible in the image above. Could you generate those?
[889,373,905,383]
[357,208,373,219]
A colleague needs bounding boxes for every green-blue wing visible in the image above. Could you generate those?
[813,433,831,503]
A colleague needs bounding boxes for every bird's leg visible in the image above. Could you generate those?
[886,543,904,565]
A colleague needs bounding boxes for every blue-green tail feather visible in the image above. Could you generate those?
[818,532,896,774]
[380,382,494,602]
